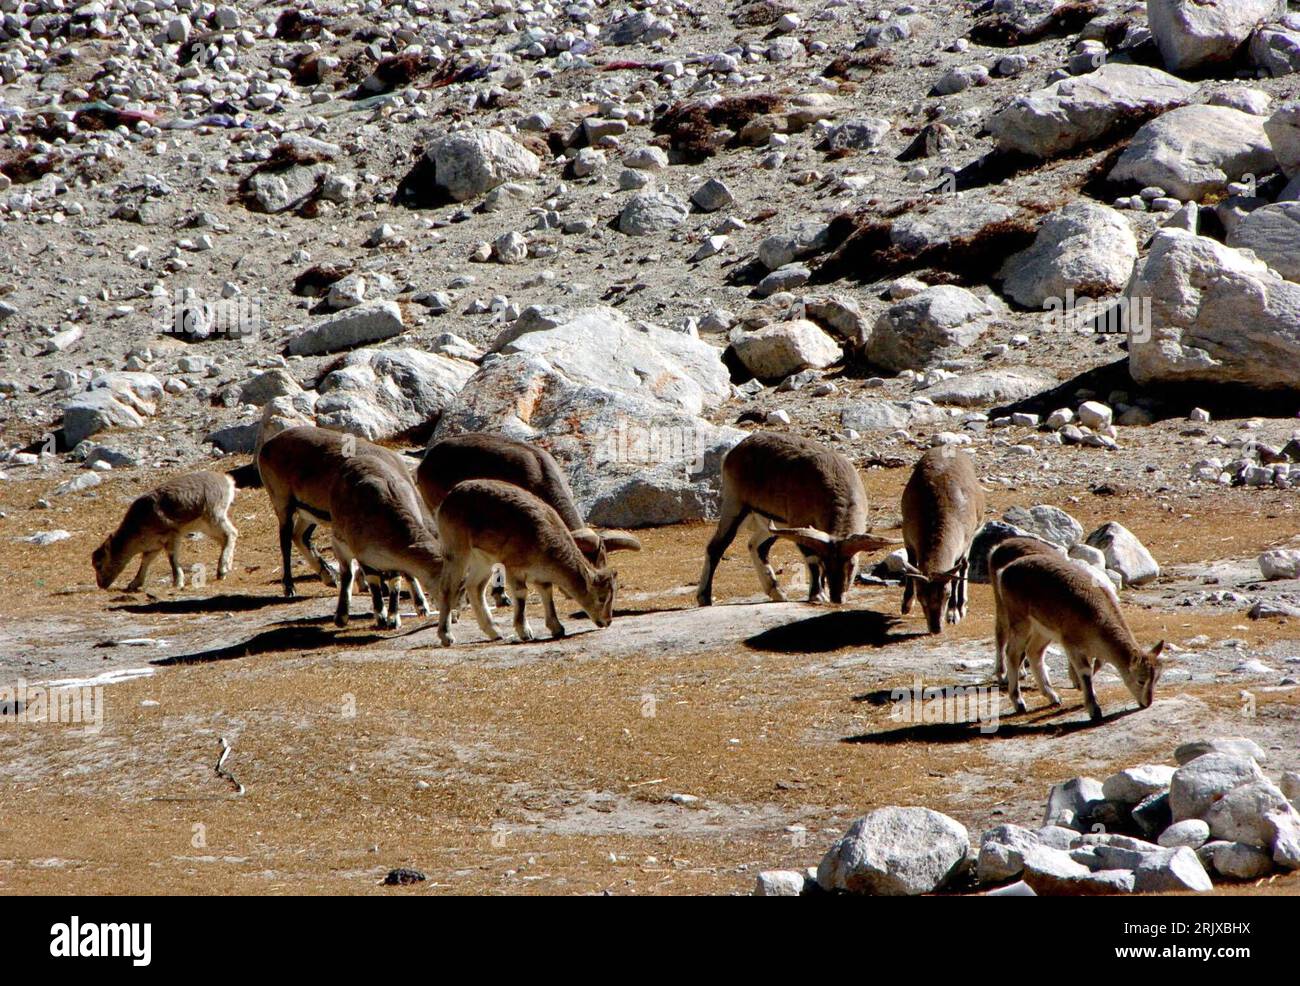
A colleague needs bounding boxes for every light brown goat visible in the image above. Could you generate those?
[697,431,897,606]
[92,471,237,591]
[900,447,986,633]
[997,553,1167,720]
[435,479,617,646]
[417,432,641,566]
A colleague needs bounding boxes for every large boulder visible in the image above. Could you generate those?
[998,201,1137,307]
[1147,0,1276,73]
[1251,25,1300,77]
[891,200,1016,254]
[1169,753,1267,822]
[434,353,740,525]
[987,63,1196,159]
[287,302,406,356]
[1125,229,1300,389]
[1084,521,1160,587]
[1263,102,1300,178]
[731,319,842,380]
[1003,504,1084,548]
[495,306,730,415]
[61,388,146,447]
[314,348,476,440]
[867,286,1001,372]
[425,129,541,202]
[1226,201,1300,282]
[1108,105,1275,202]
[817,807,970,896]
[918,368,1056,407]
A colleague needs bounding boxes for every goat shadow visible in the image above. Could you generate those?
[152,621,391,666]
[843,704,1144,744]
[744,608,925,653]
[112,593,303,615]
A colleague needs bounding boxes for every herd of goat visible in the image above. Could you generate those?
[90,427,1169,720]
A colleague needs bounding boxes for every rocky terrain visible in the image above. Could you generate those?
[2,0,1300,895]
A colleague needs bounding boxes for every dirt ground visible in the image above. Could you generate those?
[1,452,1298,896]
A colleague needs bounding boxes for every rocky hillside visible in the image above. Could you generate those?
[2,0,1299,516]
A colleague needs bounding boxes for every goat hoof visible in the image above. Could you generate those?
[438,635,452,648]
[1013,699,1027,714]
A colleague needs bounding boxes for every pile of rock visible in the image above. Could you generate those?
[755,736,1298,895]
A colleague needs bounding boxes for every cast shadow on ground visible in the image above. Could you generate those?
[744,608,925,653]
[151,623,389,666]
[842,704,1144,744]
[112,593,303,615]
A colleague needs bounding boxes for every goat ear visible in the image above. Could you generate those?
[839,533,902,556]
[600,531,642,553]
[1150,640,1169,663]
[571,528,602,553]
[771,527,834,554]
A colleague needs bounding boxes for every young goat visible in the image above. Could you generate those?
[435,479,617,646]
[257,425,431,614]
[899,447,986,633]
[996,552,1167,720]
[328,454,444,630]
[697,432,897,606]
[92,472,237,591]
[417,432,641,566]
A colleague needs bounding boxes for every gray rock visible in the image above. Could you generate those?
[998,201,1137,307]
[1102,765,1176,805]
[758,223,830,270]
[1159,819,1211,849]
[1126,229,1300,390]
[1110,104,1275,201]
[817,806,970,896]
[802,296,874,350]
[691,178,734,213]
[823,116,891,152]
[618,190,690,235]
[602,10,675,45]
[1259,548,1300,580]
[1266,808,1300,869]
[1265,101,1300,178]
[1212,840,1274,880]
[1204,779,1293,847]
[236,369,301,407]
[1133,846,1213,893]
[1084,521,1159,587]
[1044,776,1104,829]
[1228,203,1300,283]
[976,823,1040,884]
[287,302,406,357]
[496,306,730,415]
[838,398,948,434]
[204,420,260,454]
[425,130,541,203]
[867,286,1000,372]
[1251,26,1300,77]
[246,163,329,213]
[755,265,811,298]
[1174,737,1267,765]
[987,64,1196,159]
[1169,753,1267,822]
[1004,505,1085,548]
[732,319,842,380]
[754,869,811,896]
[918,368,1056,408]
[1021,845,1134,895]
[1148,0,1276,72]
[314,348,476,441]
[61,388,146,447]
[890,201,1016,254]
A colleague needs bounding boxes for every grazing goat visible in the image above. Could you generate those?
[696,431,897,606]
[257,425,431,614]
[328,454,444,630]
[899,447,986,633]
[417,432,641,566]
[435,479,617,646]
[92,472,237,591]
[996,553,1166,720]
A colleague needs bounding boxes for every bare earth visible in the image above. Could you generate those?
[1,453,1298,896]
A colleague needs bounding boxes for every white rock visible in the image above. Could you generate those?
[1212,841,1274,879]
[1148,0,1276,72]
[754,870,808,896]
[1259,549,1300,580]
[1102,765,1176,805]
[1159,819,1211,849]
[817,806,970,896]
[1126,229,1300,390]
[1109,105,1275,201]
[1204,779,1293,847]
[1133,846,1213,893]
[987,64,1196,159]
[1169,753,1266,822]
[867,286,1000,372]
[1084,521,1159,587]
[618,190,690,236]
[314,348,475,441]
[733,320,843,380]
[287,302,406,356]
[1003,505,1085,548]
[998,201,1137,307]
[425,130,541,202]
[1227,202,1300,282]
